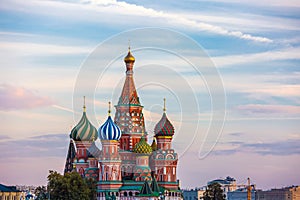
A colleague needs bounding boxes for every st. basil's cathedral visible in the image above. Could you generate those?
[64,48,183,199]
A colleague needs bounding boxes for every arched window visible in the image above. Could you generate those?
[124,192,128,197]
[129,192,133,196]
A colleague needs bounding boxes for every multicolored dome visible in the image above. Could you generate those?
[154,113,175,137]
[99,116,122,141]
[70,110,98,141]
[124,48,135,63]
[133,136,153,154]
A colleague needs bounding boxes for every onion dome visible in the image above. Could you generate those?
[98,102,122,140]
[133,136,153,154]
[70,97,97,141]
[154,98,175,137]
[124,47,135,63]
[151,138,157,151]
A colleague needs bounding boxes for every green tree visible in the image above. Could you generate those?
[47,170,92,200]
[85,178,97,200]
[34,186,48,200]
[203,182,226,200]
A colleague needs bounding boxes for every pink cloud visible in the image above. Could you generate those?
[237,104,300,115]
[0,84,54,110]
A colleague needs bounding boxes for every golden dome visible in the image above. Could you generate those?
[124,48,135,63]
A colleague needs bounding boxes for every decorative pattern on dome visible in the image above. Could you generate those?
[99,116,122,140]
[154,113,175,137]
[133,136,153,154]
[70,112,98,141]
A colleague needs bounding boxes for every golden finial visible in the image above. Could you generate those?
[83,96,86,112]
[128,39,131,51]
[108,101,111,116]
[163,98,166,113]
[124,40,135,63]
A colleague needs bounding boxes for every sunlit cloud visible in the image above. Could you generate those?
[213,139,300,156]
[0,84,54,111]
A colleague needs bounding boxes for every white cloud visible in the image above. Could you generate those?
[83,0,272,43]
[0,0,273,43]
[212,47,300,67]
[199,0,300,7]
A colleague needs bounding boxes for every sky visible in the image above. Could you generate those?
[0,0,300,190]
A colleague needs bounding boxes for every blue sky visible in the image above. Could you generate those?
[0,0,299,189]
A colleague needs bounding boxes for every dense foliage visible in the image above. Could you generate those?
[46,170,97,200]
[203,182,226,200]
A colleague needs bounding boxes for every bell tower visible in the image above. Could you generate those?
[114,47,146,151]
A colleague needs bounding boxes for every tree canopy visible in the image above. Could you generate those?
[203,182,226,200]
[47,170,97,200]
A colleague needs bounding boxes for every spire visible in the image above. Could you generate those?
[83,96,86,113]
[151,175,160,193]
[118,47,140,105]
[163,98,166,113]
[140,180,153,195]
[108,101,111,116]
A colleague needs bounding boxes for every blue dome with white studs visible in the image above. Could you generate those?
[98,116,122,140]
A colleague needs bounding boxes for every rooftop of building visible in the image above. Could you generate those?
[0,184,20,192]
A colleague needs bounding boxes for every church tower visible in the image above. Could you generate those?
[150,99,179,190]
[98,102,123,198]
[66,97,98,177]
[133,134,153,182]
[114,48,146,151]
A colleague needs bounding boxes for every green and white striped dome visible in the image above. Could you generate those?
[70,108,97,141]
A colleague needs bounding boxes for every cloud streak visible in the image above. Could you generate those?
[0,84,54,110]
[213,47,300,67]
[213,139,300,156]
[0,133,68,159]
[82,0,272,43]
[0,0,272,43]
[236,104,300,115]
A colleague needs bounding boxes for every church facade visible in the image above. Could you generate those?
[64,48,182,200]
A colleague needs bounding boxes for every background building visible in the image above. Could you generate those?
[256,186,300,200]
[0,184,25,200]
[207,176,237,194]
[182,188,205,200]
[227,188,256,200]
